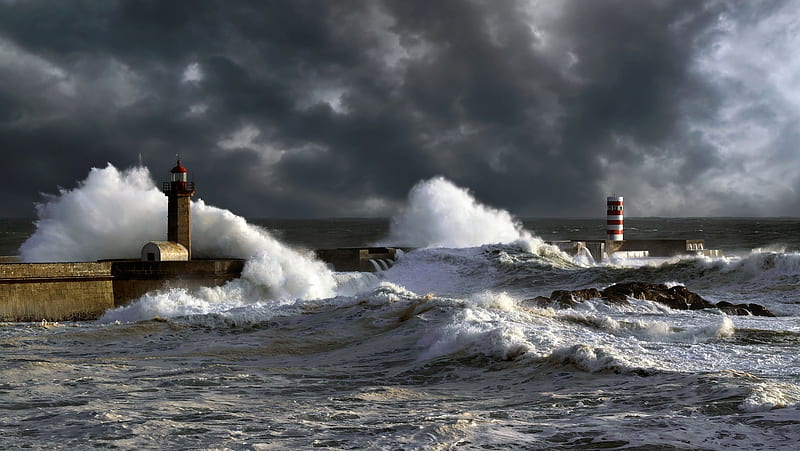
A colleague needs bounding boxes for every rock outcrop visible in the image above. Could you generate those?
[527,281,774,317]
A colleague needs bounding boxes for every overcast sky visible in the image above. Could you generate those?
[1,0,799,218]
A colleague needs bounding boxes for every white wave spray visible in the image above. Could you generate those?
[381,176,553,254]
[20,165,165,262]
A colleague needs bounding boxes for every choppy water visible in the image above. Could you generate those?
[1,170,799,449]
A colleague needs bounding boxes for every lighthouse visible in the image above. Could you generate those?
[606,196,624,241]
[164,160,196,258]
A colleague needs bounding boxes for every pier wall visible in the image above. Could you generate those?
[547,239,720,261]
[0,259,244,322]
[315,247,397,272]
[109,260,245,306]
[0,262,114,321]
[603,239,706,256]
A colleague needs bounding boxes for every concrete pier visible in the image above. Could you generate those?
[109,259,245,307]
[548,239,721,262]
[0,247,398,322]
[0,262,115,321]
[0,259,244,322]
[315,247,398,272]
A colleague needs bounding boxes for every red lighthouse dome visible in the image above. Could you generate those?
[163,160,195,194]
[171,160,188,182]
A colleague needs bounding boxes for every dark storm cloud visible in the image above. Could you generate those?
[0,0,797,218]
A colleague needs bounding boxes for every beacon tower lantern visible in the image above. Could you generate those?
[606,196,624,241]
[164,160,196,259]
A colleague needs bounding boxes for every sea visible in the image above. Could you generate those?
[1,167,799,450]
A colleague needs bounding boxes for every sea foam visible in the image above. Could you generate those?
[416,306,532,362]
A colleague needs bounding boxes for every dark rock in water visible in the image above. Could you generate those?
[716,301,775,317]
[569,288,603,302]
[548,290,574,308]
[601,282,715,311]
[550,290,577,308]
[744,303,774,317]
[525,282,774,317]
[524,288,615,309]
[535,288,604,308]
[529,295,556,308]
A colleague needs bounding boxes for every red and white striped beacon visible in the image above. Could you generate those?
[606,196,624,241]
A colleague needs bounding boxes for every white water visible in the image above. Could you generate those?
[380,176,556,256]
[19,165,165,262]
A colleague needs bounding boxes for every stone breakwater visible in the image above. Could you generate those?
[0,247,399,322]
[0,262,114,321]
[528,281,775,317]
[0,260,244,322]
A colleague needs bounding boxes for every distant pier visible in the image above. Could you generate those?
[315,247,398,272]
[547,239,722,262]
